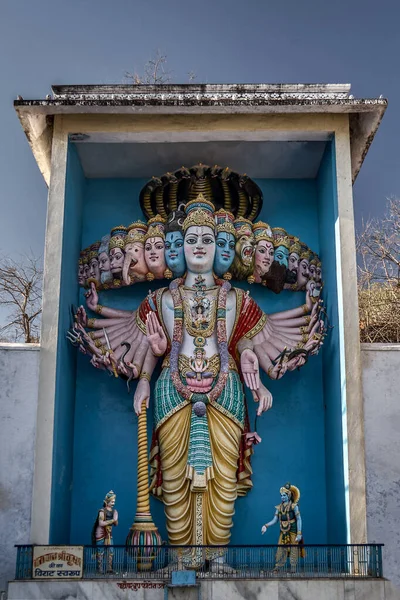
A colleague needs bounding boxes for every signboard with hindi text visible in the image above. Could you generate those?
[32,546,83,579]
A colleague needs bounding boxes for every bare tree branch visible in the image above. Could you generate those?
[124,50,173,85]
[357,197,400,343]
[124,50,196,85]
[0,254,43,343]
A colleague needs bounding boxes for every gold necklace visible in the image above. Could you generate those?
[179,286,219,339]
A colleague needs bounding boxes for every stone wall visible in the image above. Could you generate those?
[7,578,400,600]
[0,344,40,593]
[362,343,400,589]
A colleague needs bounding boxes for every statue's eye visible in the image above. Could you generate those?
[203,237,214,245]
[229,242,235,250]
[217,240,225,248]
[186,237,197,245]
[176,241,183,248]
[165,243,171,249]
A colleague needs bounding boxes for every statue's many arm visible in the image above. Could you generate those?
[237,291,325,417]
[133,311,168,415]
[250,291,325,379]
[70,282,150,379]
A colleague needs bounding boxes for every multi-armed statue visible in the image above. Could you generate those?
[69,164,325,567]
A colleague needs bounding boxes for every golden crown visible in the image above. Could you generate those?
[109,237,126,251]
[88,242,100,261]
[183,194,216,232]
[272,227,291,250]
[144,214,166,242]
[309,254,320,266]
[289,238,302,256]
[80,248,90,264]
[300,246,312,261]
[214,209,235,236]
[126,221,148,245]
[109,226,128,251]
[253,221,273,243]
[234,217,253,238]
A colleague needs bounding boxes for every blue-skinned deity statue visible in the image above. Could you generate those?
[261,482,304,572]
[214,209,236,278]
[272,227,291,268]
[164,208,187,278]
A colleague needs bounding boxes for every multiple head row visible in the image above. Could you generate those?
[78,194,323,297]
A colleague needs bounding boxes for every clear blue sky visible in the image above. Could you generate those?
[1,0,399,260]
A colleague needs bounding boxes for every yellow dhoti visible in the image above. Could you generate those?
[158,403,241,546]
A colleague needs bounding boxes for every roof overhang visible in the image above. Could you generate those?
[14,83,387,187]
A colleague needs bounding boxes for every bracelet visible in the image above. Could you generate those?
[303,315,311,324]
[140,372,151,382]
[297,531,302,535]
[302,304,309,315]
[299,326,308,334]
[95,305,103,315]
[87,318,96,328]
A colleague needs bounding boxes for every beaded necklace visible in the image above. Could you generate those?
[169,277,231,404]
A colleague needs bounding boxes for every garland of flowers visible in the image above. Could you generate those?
[169,277,231,404]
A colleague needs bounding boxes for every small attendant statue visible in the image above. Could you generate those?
[261,483,303,572]
[92,490,118,573]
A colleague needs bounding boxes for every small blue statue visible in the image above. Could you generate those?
[261,483,304,571]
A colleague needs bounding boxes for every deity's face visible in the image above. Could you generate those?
[145,237,166,272]
[78,264,85,286]
[83,262,90,281]
[254,240,274,277]
[214,231,235,275]
[315,265,322,283]
[235,233,254,267]
[106,496,116,509]
[89,257,100,282]
[309,263,316,280]
[125,241,145,264]
[184,226,216,274]
[98,251,111,273]
[274,246,289,268]
[288,252,299,275]
[280,492,290,503]
[109,247,125,276]
[297,258,310,288]
[165,231,185,276]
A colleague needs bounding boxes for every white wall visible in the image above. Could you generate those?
[362,344,400,589]
[0,344,39,593]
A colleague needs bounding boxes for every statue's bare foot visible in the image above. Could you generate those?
[210,560,236,574]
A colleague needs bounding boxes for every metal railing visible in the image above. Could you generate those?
[15,544,383,580]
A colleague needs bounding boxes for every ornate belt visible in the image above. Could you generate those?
[162,353,238,377]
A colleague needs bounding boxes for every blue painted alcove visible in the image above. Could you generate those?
[50,141,346,547]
